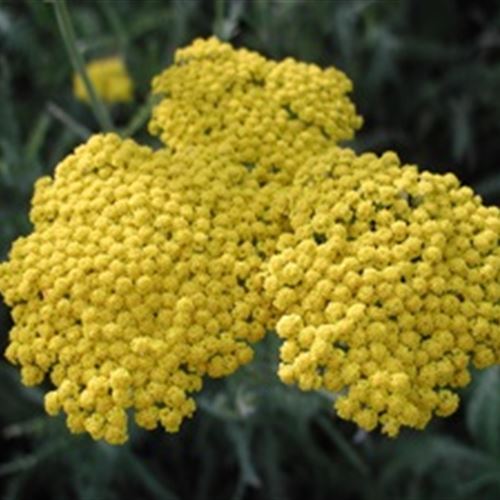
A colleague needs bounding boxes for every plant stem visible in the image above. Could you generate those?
[120,94,161,138]
[47,102,91,140]
[51,0,114,131]
[213,0,226,40]
[99,1,128,51]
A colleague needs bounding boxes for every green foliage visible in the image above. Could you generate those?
[1,0,500,499]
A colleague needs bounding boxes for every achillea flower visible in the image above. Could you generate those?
[4,35,497,444]
[74,57,133,104]
[0,133,284,444]
[149,37,362,185]
[265,147,500,436]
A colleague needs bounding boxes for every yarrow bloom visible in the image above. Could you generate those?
[265,147,500,436]
[0,133,285,444]
[0,37,498,443]
[149,37,362,185]
[74,57,134,104]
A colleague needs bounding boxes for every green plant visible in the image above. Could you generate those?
[1,2,500,499]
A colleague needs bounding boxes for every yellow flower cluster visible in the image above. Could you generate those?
[265,147,500,436]
[2,37,499,442]
[0,133,285,444]
[149,37,362,184]
[74,57,133,104]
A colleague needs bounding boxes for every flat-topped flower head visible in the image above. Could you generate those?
[265,147,500,436]
[0,133,282,444]
[3,35,499,444]
[149,37,362,184]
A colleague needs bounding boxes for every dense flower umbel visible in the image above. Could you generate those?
[149,37,362,185]
[265,147,500,436]
[0,133,287,444]
[2,37,499,443]
[74,57,133,104]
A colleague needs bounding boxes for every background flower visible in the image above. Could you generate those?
[73,57,133,104]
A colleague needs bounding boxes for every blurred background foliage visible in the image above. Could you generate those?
[1,0,500,499]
